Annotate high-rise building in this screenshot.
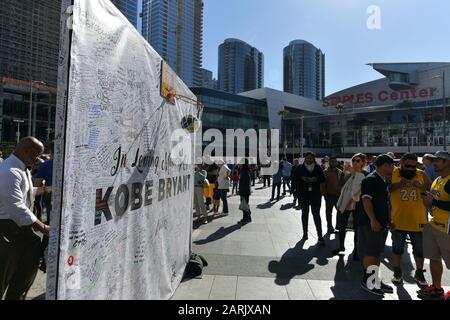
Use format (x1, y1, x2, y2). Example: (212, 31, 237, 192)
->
(200, 68, 218, 90)
(0, 0, 61, 87)
(141, 0, 203, 87)
(218, 39, 264, 94)
(0, 0, 61, 144)
(283, 40, 325, 100)
(111, 0, 139, 27)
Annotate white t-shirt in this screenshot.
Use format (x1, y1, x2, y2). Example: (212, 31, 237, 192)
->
(218, 165, 231, 189)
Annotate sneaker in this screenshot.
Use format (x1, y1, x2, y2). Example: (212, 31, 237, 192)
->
(318, 238, 325, 247)
(392, 267, 403, 285)
(361, 280, 384, 296)
(414, 270, 428, 288)
(417, 285, 445, 300)
(327, 227, 335, 234)
(380, 281, 394, 294)
(332, 247, 345, 255)
(444, 291, 450, 300)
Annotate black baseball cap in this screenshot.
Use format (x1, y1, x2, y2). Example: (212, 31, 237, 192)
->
(375, 154, 394, 167)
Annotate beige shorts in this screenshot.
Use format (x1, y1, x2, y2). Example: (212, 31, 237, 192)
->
(423, 223, 450, 269)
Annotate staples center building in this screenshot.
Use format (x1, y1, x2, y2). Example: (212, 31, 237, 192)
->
(306, 62, 450, 156)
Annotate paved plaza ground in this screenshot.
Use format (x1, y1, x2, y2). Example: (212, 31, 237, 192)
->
(28, 181, 450, 300)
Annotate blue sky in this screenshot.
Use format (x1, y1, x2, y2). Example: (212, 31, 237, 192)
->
(137, 0, 450, 95)
(201, 0, 450, 95)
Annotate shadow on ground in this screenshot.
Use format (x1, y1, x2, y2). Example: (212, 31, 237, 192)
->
(194, 224, 241, 245)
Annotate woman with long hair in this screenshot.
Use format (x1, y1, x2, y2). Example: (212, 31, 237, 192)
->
(333, 153, 369, 261)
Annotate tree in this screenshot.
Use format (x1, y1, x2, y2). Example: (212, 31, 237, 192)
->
(400, 100, 413, 152)
(278, 110, 289, 158)
(335, 103, 346, 155)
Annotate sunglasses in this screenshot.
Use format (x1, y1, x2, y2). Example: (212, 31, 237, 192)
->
(403, 164, 417, 169)
(352, 159, 362, 163)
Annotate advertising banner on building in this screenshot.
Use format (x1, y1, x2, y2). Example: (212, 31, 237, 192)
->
(47, 0, 199, 300)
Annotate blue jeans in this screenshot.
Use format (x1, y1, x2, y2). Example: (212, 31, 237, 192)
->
(219, 189, 229, 213)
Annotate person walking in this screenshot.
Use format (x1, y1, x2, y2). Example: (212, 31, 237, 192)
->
(282, 158, 292, 196)
(194, 164, 208, 224)
(294, 152, 326, 246)
(0, 137, 50, 300)
(271, 162, 283, 201)
(322, 156, 345, 234)
(418, 151, 450, 300)
(217, 160, 231, 216)
(332, 153, 367, 261)
(231, 168, 240, 196)
(389, 153, 431, 288)
(238, 161, 252, 225)
(359, 154, 395, 296)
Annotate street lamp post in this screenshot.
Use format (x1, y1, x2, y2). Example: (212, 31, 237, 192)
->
(28, 81, 33, 136)
(433, 72, 447, 150)
(13, 119, 24, 144)
(300, 116, 304, 160)
(443, 71, 447, 151)
(336, 103, 345, 156)
(28, 80, 46, 137)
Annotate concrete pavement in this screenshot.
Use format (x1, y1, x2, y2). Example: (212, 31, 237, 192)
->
(172, 182, 450, 300)
(27, 181, 450, 300)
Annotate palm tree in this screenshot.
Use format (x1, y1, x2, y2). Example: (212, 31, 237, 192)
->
(335, 103, 345, 155)
(278, 110, 289, 158)
(400, 100, 413, 152)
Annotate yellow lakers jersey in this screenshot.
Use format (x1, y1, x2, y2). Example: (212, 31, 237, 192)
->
(430, 175, 450, 235)
(390, 167, 428, 232)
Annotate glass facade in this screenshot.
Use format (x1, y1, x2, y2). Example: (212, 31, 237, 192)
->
(0, 1, 59, 148)
(142, 0, 203, 87)
(0, 0, 61, 87)
(218, 39, 264, 94)
(0, 79, 57, 148)
(283, 99, 450, 156)
(111, 0, 138, 27)
(284, 40, 325, 101)
(191, 87, 269, 157)
(192, 87, 269, 132)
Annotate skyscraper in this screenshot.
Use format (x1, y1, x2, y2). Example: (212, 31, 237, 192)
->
(0, 0, 61, 87)
(218, 39, 264, 94)
(284, 40, 325, 100)
(141, 0, 204, 87)
(111, 0, 139, 27)
(0, 0, 60, 143)
(200, 68, 218, 90)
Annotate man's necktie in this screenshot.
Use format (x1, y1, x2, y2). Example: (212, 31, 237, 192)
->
(26, 169, 35, 212)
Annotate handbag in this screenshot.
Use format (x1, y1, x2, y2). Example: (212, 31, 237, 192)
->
(239, 198, 250, 211)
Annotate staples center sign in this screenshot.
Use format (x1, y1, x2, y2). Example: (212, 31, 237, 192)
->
(323, 87, 438, 107)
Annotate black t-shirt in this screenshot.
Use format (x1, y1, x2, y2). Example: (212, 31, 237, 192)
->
(207, 164, 219, 183)
(359, 171, 390, 228)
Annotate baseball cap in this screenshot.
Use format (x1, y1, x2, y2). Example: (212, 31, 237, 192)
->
(427, 151, 450, 161)
(375, 154, 394, 167)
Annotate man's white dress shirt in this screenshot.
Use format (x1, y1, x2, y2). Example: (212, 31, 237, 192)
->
(0, 155, 38, 227)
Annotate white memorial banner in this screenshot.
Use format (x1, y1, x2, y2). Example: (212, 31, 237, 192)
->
(47, 0, 199, 300)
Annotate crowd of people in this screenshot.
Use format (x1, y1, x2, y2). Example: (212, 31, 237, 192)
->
(193, 151, 450, 300)
(1, 135, 449, 300)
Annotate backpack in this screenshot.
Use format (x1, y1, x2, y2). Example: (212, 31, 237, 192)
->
(184, 253, 208, 279)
